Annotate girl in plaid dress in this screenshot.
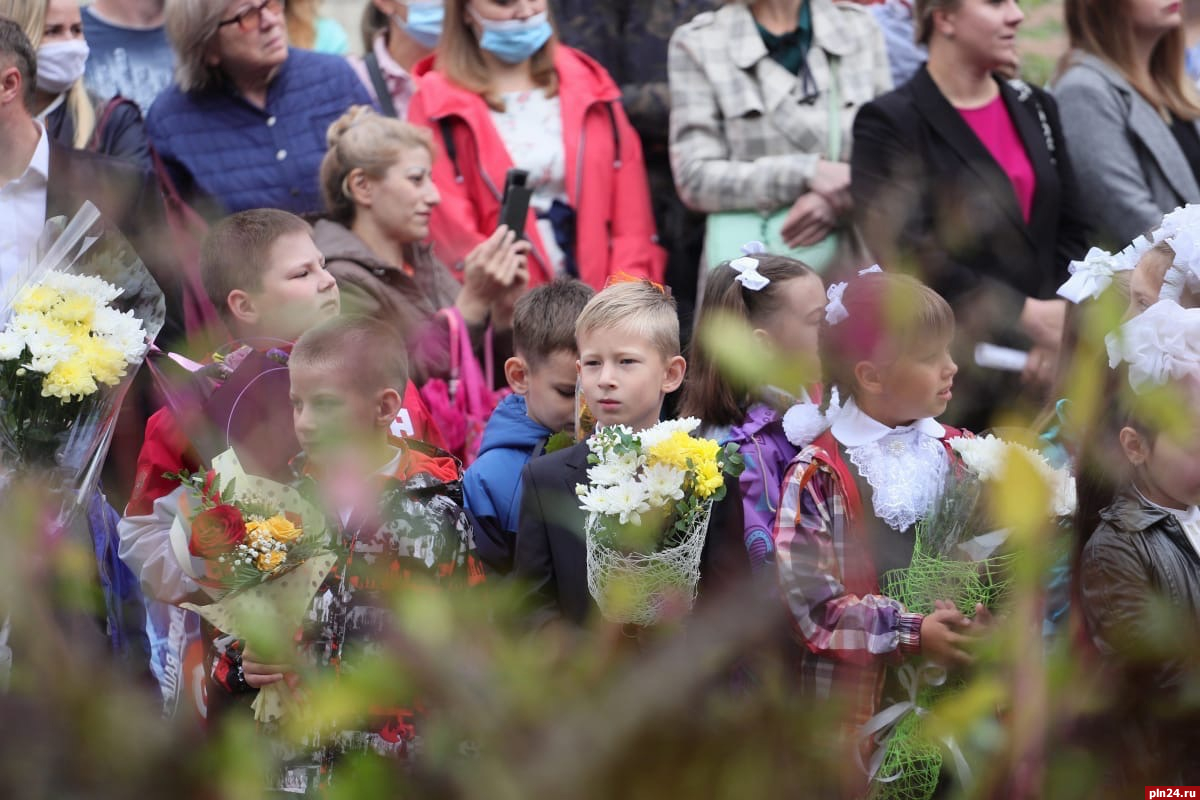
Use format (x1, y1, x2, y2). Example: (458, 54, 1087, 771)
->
(771, 271, 986, 782)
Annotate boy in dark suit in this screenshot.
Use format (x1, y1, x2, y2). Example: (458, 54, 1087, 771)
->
(513, 281, 686, 627)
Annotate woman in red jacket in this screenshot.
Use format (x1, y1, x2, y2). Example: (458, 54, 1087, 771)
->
(406, 0, 666, 291)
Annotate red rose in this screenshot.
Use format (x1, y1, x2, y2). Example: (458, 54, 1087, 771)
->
(189, 504, 247, 559)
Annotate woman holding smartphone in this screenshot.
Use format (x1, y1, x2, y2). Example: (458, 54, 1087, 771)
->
(406, 0, 665, 291)
(315, 106, 529, 388)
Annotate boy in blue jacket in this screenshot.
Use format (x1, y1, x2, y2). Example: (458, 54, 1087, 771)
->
(464, 279, 594, 574)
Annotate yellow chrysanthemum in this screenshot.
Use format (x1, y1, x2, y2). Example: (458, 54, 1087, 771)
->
(262, 515, 302, 543)
(50, 294, 96, 327)
(646, 431, 695, 471)
(76, 337, 126, 386)
(693, 459, 725, 499)
(41, 356, 98, 400)
(256, 550, 286, 572)
(14, 286, 61, 315)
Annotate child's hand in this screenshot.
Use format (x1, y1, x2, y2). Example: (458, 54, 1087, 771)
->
(920, 605, 974, 669)
(242, 647, 291, 689)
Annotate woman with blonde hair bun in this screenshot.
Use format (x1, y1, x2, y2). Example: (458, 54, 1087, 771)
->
(315, 105, 531, 387)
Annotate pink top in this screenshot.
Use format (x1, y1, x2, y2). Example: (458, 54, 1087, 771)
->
(958, 95, 1036, 222)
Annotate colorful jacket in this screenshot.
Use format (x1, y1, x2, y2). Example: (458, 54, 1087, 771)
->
(726, 404, 798, 572)
(772, 427, 967, 728)
(407, 46, 666, 290)
(211, 442, 482, 790)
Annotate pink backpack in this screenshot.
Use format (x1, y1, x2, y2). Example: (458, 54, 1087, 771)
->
(418, 307, 504, 465)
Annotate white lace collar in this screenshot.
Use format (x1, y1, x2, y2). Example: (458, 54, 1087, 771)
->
(832, 398, 949, 532)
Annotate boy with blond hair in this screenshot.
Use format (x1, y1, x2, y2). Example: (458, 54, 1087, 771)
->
(464, 279, 595, 574)
(513, 281, 686, 626)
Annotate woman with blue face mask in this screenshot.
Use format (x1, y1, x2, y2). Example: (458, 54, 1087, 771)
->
(351, 0, 443, 117)
(406, 0, 665, 292)
(0, 0, 150, 168)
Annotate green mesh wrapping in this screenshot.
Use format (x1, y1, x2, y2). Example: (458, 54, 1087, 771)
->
(866, 489, 1015, 800)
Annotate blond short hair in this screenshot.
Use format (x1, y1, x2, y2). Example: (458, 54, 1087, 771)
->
(575, 281, 680, 361)
(320, 106, 436, 225)
(164, 0, 237, 92)
(291, 315, 410, 394)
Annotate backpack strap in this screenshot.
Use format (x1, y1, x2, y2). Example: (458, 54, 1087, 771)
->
(437, 117, 464, 183)
(436, 306, 464, 393)
(800, 430, 864, 525)
(363, 52, 398, 118)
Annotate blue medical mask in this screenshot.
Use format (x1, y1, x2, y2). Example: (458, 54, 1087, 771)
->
(468, 8, 552, 65)
(395, 0, 443, 50)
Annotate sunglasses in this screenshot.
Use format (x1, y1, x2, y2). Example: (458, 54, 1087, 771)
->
(218, 0, 284, 32)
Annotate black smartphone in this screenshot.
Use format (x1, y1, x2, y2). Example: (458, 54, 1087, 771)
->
(497, 168, 532, 240)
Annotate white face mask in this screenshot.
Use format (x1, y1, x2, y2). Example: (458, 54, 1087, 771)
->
(36, 39, 90, 94)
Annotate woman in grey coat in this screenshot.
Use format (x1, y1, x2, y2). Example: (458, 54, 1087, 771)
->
(1055, 0, 1200, 248)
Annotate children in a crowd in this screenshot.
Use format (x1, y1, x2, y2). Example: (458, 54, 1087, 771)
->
(678, 252, 825, 571)
(217, 316, 481, 791)
(1078, 313, 1200, 787)
(514, 280, 686, 626)
(464, 278, 595, 574)
(772, 271, 983, 748)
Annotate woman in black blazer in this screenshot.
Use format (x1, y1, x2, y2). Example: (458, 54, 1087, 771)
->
(850, 0, 1091, 430)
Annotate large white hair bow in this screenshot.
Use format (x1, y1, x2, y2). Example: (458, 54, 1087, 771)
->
(728, 241, 770, 291)
(1058, 238, 1148, 304)
(1105, 299, 1200, 393)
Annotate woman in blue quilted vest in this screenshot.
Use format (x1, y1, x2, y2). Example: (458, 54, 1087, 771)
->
(145, 0, 374, 216)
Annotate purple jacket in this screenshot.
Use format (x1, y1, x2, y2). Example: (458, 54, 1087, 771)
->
(726, 404, 799, 571)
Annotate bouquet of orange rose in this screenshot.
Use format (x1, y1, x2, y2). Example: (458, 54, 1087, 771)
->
(168, 447, 336, 723)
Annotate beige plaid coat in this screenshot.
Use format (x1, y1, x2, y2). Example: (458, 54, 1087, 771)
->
(668, 0, 891, 214)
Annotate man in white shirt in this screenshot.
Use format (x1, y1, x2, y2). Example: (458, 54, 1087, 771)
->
(0, 21, 49, 288)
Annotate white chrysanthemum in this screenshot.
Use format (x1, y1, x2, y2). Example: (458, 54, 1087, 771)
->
(590, 482, 650, 526)
(578, 485, 616, 516)
(45, 271, 122, 304)
(587, 458, 639, 488)
(22, 327, 75, 373)
(0, 329, 26, 360)
(952, 435, 1076, 516)
(637, 417, 702, 449)
(7, 312, 41, 339)
(641, 462, 685, 507)
(94, 307, 148, 362)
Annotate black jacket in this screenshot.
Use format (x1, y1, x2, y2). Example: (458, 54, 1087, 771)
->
(852, 66, 1090, 325)
(1079, 491, 1200, 786)
(513, 440, 750, 628)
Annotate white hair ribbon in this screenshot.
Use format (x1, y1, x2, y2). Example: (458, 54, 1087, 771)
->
(728, 256, 770, 291)
(1105, 299, 1200, 393)
(858, 264, 883, 276)
(741, 240, 767, 256)
(825, 281, 849, 325)
(1058, 246, 1132, 304)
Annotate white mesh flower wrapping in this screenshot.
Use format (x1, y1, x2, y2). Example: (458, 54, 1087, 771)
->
(585, 501, 712, 626)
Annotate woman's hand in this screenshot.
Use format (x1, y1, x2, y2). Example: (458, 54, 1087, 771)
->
(809, 159, 852, 214)
(1018, 298, 1066, 388)
(457, 226, 531, 326)
(781, 192, 836, 248)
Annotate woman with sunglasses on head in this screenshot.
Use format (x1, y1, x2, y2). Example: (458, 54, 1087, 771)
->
(667, 0, 891, 275)
(1, 0, 150, 167)
(850, 0, 1091, 432)
(405, 0, 664, 292)
(145, 0, 373, 216)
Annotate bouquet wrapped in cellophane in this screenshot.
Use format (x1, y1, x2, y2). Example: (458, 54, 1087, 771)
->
(168, 447, 336, 723)
(865, 435, 1076, 800)
(576, 418, 742, 626)
(0, 202, 164, 520)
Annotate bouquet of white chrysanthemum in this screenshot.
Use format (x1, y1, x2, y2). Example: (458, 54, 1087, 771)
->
(867, 434, 1076, 800)
(576, 418, 742, 625)
(0, 202, 164, 516)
